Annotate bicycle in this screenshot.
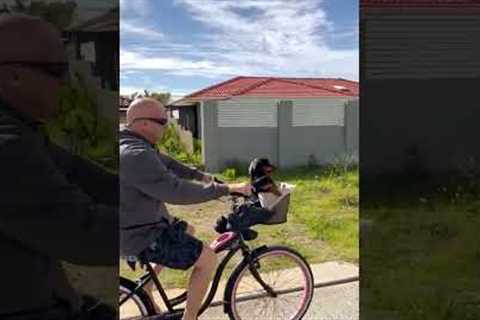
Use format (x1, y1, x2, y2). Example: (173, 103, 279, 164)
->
(119, 191, 314, 320)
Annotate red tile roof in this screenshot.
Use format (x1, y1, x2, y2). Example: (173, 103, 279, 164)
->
(361, 0, 480, 7)
(173, 77, 358, 105)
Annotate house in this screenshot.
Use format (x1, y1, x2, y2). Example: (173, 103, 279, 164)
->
(360, 0, 480, 177)
(65, 7, 119, 91)
(62, 7, 119, 124)
(169, 76, 359, 172)
(119, 95, 132, 125)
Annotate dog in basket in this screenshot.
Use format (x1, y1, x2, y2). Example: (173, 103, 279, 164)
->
(214, 158, 280, 239)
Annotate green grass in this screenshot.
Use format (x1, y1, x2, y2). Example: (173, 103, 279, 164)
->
(362, 196, 480, 320)
(276, 166, 359, 262)
(120, 165, 359, 289)
(216, 164, 359, 263)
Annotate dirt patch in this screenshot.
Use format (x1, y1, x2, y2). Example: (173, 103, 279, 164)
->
(167, 197, 331, 263)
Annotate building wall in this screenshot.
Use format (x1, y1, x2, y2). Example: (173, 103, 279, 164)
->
(201, 99, 278, 172)
(195, 104, 202, 139)
(277, 100, 349, 168)
(345, 99, 359, 160)
(361, 11, 480, 79)
(361, 9, 480, 177)
(361, 79, 479, 176)
(202, 97, 359, 172)
(174, 104, 201, 139)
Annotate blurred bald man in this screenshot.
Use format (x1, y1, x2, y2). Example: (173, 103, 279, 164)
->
(120, 98, 250, 320)
(0, 14, 117, 319)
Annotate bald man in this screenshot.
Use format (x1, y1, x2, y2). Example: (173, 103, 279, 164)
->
(0, 15, 117, 319)
(120, 98, 250, 320)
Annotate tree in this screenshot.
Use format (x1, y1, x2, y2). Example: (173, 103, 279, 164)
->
(150, 92, 171, 105)
(129, 90, 171, 105)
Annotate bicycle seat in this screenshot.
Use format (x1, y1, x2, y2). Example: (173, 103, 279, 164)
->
(210, 231, 239, 253)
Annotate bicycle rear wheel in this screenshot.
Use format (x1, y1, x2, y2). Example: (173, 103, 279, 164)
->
(224, 246, 314, 320)
(119, 277, 156, 319)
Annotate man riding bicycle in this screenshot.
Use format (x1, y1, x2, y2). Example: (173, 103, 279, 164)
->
(119, 98, 250, 320)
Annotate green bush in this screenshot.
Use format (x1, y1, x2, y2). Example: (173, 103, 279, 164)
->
(45, 84, 117, 171)
(222, 159, 249, 176)
(222, 168, 237, 181)
(158, 123, 202, 167)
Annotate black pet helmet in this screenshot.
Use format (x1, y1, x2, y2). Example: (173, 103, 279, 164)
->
(248, 158, 275, 181)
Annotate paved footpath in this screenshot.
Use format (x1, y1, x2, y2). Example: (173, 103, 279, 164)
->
(199, 261, 359, 320)
(121, 261, 359, 320)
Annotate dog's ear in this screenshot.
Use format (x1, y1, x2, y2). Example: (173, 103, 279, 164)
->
(248, 158, 262, 180)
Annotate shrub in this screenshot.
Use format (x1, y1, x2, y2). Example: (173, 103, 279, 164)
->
(45, 84, 117, 170)
(223, 159, 249, 176)
(222, 168, 237, 181)
(158, 123, 203, 167)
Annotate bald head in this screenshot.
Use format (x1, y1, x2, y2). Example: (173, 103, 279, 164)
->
(126, 98, 167, 125)
(0, 14, 65, 63)
(0, 14, 67, 121)
(126, 98, 169, 144)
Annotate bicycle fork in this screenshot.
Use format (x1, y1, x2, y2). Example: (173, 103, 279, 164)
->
(246, 257, 278, 298)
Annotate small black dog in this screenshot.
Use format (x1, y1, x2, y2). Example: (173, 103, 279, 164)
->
(248, 158, 281, 196)
(214, 158, 278, 239)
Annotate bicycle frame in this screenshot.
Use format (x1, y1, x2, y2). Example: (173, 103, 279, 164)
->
(120, 235, 261, 317)
(120, 194, 281, 319)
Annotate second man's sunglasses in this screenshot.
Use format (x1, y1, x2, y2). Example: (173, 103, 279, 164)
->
(0, 61, 70, 80)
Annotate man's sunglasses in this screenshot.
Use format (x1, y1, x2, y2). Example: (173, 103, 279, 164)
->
(134, 117, 168, 126)
(0, 61, 69, 80)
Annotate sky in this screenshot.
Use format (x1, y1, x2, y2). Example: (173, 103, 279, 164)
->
(120, 0, 358, 97)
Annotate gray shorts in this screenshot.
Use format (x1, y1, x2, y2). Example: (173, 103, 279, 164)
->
(139, 218, 203, 270)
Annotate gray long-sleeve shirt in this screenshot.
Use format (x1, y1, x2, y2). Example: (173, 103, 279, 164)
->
(119, 128, 229, 256)
(0, 103, 118, 315)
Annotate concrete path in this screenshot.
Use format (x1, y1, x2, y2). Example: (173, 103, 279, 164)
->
(120, 261, 359, 320)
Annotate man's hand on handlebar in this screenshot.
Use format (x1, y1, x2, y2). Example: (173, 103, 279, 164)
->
(227, 183, 252, 196)
(207, 174, 251, 196)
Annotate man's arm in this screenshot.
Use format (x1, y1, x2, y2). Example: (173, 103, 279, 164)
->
(0, 135, 117, 266)
(48, 142, 118, 205)
(122, 149, 228, 204)
(156, 151, 208, 182)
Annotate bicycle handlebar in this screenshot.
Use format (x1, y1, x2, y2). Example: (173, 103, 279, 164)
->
(213, 176, 250, 198)
(213, 177, 225, 184)
(229, 191, 249, 198)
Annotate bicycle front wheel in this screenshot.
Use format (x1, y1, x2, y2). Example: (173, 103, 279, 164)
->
(119, 277, 156, 319)
(224, 246, 314, 320)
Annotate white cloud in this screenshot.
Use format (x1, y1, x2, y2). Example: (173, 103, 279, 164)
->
(120, 86, 145, 95)
(121, 20, 165, 39)
(120, 0, 150, 19)
(121, 0, 358, 80)
(120, 85, 170, 95)
(121, 49, 246, 78)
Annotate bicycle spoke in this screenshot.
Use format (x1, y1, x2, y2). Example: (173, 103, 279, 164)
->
(281, 269, 305, 288)
(279, 295, 299, 317)
(276, 298, 292, 319)
(230, 248, 313, 320)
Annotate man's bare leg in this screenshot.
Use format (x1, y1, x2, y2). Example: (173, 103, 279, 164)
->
(145, 224, 196, 312)
(182, 245, 217, 320)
